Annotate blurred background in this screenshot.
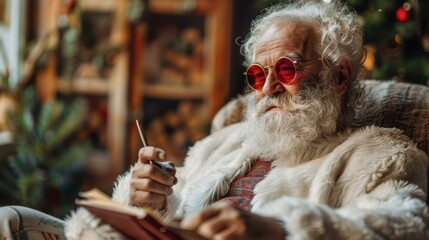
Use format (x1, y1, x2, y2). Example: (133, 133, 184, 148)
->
(0, 0, 428, 218)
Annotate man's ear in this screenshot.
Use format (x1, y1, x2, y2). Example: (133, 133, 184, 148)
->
(337, 60, 352, 95)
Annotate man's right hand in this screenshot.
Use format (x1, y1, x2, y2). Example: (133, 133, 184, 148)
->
(130, 146, 177, 210)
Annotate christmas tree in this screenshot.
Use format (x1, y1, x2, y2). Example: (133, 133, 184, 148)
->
(254, 0, 429, 86)
(348, 0, 429, 85)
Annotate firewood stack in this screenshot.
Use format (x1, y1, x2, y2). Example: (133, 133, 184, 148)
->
(145, 27, 203, 86)
(145, 101, 208, 165)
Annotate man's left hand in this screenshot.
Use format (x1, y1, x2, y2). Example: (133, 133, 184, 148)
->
(180, 203, 286, 240)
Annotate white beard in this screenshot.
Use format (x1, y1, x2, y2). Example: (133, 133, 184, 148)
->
(243, 77, 341, 165)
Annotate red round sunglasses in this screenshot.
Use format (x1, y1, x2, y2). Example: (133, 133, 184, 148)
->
(244, 57, 320, 90)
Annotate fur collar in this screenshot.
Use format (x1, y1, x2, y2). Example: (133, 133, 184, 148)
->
(173, 124, 427, 216)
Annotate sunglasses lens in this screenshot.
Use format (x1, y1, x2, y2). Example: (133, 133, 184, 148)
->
(275, 58, 296, 84)
(246, 64, 266, 90)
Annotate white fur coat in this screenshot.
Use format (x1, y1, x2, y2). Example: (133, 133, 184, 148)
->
(65, 123, 429, 239)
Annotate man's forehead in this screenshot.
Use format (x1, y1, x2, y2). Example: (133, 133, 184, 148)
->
(255, 21, 320, 59)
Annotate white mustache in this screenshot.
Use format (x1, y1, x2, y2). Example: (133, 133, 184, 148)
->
(252, 94, 304, 118)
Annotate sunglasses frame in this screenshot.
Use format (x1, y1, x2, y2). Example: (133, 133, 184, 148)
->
(244, 56, 320, 91)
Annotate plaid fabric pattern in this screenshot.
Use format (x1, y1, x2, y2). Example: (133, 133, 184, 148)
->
(217, 159, 271, 210)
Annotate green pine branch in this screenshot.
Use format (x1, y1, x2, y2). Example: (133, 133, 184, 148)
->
(0, 86, 89, 216)
(46, 98, 88, 151)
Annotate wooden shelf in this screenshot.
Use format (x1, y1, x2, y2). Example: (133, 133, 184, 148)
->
(79, 0, 118, 11)
(148, 0, 212, 14)
(142, 84, 206, 99)
(57, 78, 109, 95)
(126, 0, 232, 166)
(35, 0, 132, 184)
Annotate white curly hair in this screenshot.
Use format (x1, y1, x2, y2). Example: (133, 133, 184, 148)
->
(240, 0, 365, 128)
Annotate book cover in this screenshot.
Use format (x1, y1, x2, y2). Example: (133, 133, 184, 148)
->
(76, 189, 207, 240)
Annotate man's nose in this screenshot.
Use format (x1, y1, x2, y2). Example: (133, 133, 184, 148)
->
(261, 70, 285, 96)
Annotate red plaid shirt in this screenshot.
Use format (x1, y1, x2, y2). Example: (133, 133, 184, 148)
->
(217, 159, 272, 210)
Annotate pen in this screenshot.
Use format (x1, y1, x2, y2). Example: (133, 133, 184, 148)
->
(135, 120, 176, 185)
(135, 120, 154, 165)
(136, 119, 149, 147)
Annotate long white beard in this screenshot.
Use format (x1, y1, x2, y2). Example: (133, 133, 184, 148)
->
(243, 78, 341, 164)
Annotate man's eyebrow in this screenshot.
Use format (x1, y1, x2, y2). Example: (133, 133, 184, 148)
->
(282, 37, 308, 61)
(284, 52, 304, 60)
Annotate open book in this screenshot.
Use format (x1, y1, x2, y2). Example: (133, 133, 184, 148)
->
(76, 189, 207, 240)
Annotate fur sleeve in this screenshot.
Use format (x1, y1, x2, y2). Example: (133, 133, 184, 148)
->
(111, 163, 183, 220)
(111, 165, 135, 206)
(256, 180, 429, 240)
(252, 127, 429, 240)
(64, 208, 127, 240)
(63, 168, 137, 239)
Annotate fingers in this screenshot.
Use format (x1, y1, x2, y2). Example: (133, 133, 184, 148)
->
(181, 203, 246, 239)
(130, 161, 176, 208)
(135, 146, 177, 185)
(131, 177, 173, 195)
(132, 162, 177, 186)
(129, 189, 166, 209)
(138, 146, 167, 164)
(158, 161, 176, 175)
(181, 204, 286, 240)
(150, 161, 176, 178)
(130, 146, 177, 210)
(198, 217, 231, 239)
(181, 205, 223, 230)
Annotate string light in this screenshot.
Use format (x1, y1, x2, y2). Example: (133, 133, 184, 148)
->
(402, 2, 411, 11)
(396, 6, 409, 22)
(394, 34, 403, 44)
(363, 45, 375, 71)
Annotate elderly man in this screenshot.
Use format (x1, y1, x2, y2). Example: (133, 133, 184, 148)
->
(1, 1, 428, 239)
(65, 1, 429, 239)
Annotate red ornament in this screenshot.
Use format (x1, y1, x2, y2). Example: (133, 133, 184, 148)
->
(396, 7, 408, 22)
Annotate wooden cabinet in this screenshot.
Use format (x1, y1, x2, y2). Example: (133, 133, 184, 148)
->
(127, 0, 232, 165)
(33, 0, 232, 182)
(35, 0, 130, 182)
